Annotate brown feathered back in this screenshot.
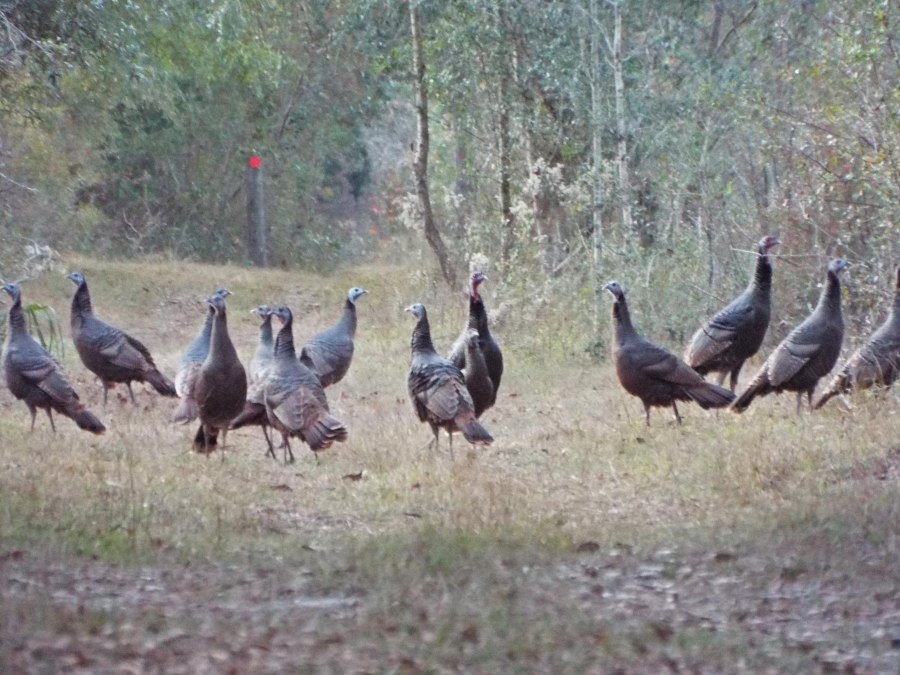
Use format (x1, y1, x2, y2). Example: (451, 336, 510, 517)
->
(605, 281, 735, 426)
(684, 235, 779, 391)
(815, 264, 900, 408)
(407, 303, 493, 450)
(67, 272, 176, 405)
(3, 283, 105, 434)
(299, 287, 367, 387)
(733, 259, 848, 414)
(265, 306, 348, 463)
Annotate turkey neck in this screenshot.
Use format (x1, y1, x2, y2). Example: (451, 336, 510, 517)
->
(259, 316, 273, 347)
(468, 295, 490, 337)
(198, 307, 216, 344)
(274, 317, 296, 359)
(338, 298, 358, 337)
(750, 250, 773, 296)
(70, 281, 93, 328)
(4, 290, 26, 337)
(209, 307, 239, 363)
(411, 315, 436, 355)
(611, 295, 638, 343)
(815, 269, 844, 318)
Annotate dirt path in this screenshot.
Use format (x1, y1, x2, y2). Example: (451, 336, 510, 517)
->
(4, 540, 899, 673)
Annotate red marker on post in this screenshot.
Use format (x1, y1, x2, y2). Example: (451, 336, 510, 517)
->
(248, 155, 261, 169)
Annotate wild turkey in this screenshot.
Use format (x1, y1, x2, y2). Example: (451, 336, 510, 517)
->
(605, 281, 735, 425)
(448, 271, 503, 408)
(230, 305, 277, 458)
(733, 258, 849, 414)
(461, 327, 494, 418)
(2, 282, 105, 434)
(684, 235, 780, 391)
(172, 288, 231, 424)
(815, 264, 900, 409)
(406, 303, 493, 454)
(299, 287, 367, 387)
(67, 272, 176, 405)
(265, 306, 348, 463)
(191, 293, 247, 454)
(248, 305, 275, 382)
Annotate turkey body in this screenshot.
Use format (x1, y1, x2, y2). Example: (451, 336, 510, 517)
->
(461, 328, 494, 418)
(172, 288, 231, 424)
(815, 265, 900, 408)
(605, 281, 735, 425)
(733, 258, 849, 414)
(266, 306, 348, 463)
(447, 272, 503, 414)
(685, 236, 779, 391)
(2, 282, 105, 434)
(67, 272, 176, 404)
(230, 306, 277, 457)
(300, 287, 367, 387)
(407, 303, 493, 451)
(192, 293, 247, 453)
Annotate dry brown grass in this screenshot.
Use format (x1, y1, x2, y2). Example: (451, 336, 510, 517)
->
(2, 255, 899, 672)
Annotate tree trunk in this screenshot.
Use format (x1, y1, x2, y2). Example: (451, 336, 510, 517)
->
(410, 2, 457, 290)
(611, 1, 634, 243)
(497, 4, 515, 268)
(245, 156, 268, 267)
(589, 0, 604, 343)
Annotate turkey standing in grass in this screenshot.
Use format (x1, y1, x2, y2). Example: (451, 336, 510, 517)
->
(299, 287, 367, 388)
(172, 288, 231, 424)
(684, 235, 780, 392)
(191, 293, 247, 454)
(67, 271, 176, 404)
(230, 305, 277, 458)
(815, 265, 900, 409)
(733, 258, 849, 414)
(406, 303, 493, 454)
(448, 271, 503, 410)
(2, 282, 105, 434)
(605, 281, 735, 426)
(265, 306, 348, 464)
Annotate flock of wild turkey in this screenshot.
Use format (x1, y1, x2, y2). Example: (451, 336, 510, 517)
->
(2, 237, 899, 461)
(608, 237, 899, 424)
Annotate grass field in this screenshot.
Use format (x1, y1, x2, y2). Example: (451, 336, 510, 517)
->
(2, 255, 899, 672)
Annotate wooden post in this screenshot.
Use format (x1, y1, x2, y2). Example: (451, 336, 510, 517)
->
(246, 155, 268, 267)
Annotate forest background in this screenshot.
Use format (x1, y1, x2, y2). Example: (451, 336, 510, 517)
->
(0, 0, 897, 350)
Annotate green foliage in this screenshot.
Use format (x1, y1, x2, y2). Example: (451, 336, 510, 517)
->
(2, 0, 898, 336)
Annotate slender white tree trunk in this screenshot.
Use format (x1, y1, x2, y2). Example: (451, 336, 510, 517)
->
(612, 1, 632, 239)
(589, 0, 604, 341)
